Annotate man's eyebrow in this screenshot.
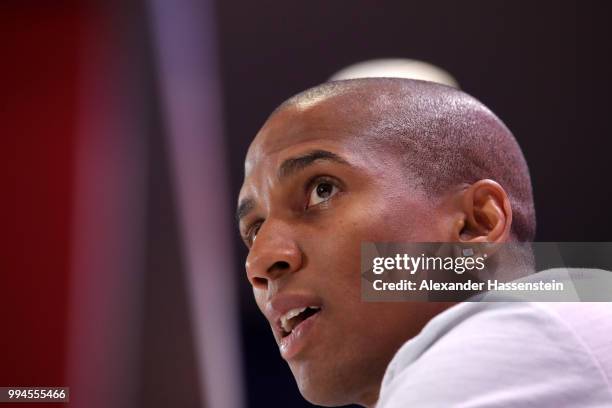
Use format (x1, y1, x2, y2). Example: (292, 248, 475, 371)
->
(277, 149, 350, 180)
(236, 150, 350, 225)
(236, 197, 255, 225)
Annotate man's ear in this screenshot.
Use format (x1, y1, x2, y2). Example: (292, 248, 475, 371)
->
(454, 179, 512, 243)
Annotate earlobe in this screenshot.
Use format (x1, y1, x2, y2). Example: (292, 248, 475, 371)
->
(455, 179, 512, 244)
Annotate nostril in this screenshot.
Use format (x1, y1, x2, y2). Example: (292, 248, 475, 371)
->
(269, 260, 290, 273)
(253, 277, 268, 288)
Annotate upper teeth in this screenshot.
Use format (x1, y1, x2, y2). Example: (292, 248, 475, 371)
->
(280, 306, 319, 333)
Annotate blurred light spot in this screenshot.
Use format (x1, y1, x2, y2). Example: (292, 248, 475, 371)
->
(330, 58, 459, 88)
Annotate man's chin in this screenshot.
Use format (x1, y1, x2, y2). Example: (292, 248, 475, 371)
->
(296, 382, 346, 407)
(291, 363, 355, 407)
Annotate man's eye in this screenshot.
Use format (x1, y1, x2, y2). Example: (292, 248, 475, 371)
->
(307, 181, 339, 207)
(247, 222, 262, 246)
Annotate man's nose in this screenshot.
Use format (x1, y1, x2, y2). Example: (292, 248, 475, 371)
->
(245, 222, 302, 290)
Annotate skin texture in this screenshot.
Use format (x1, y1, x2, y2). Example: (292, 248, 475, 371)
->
(237, 79, 524, 407)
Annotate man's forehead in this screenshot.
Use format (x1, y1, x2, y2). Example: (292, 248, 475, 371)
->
(245, 101, 368, 176)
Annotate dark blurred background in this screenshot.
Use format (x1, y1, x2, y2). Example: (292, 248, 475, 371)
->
(2, 1, 610, 407)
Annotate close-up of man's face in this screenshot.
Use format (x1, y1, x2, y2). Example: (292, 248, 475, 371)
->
(8, 4, 612, 408)
(237, 81, 476, 406)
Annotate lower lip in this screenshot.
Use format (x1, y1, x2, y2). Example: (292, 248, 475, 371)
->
(279, 311, 321, 359)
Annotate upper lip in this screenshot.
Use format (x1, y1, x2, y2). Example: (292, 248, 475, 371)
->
(265, 293, 323, 338)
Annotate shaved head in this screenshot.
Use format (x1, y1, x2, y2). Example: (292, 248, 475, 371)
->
(240, 78, 536, 406)
(276, 78, 535, 242)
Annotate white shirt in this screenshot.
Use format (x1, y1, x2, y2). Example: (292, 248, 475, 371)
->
(377, 269, 612, 407)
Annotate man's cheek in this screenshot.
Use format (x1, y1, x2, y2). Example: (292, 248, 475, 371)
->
(317, 239, 362, 288)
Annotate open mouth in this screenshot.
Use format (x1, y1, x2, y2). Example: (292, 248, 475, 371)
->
(279, 306, 321, 338)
